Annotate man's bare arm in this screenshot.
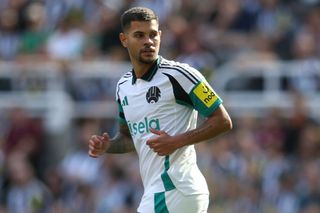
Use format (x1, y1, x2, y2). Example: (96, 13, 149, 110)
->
(180, 105, 232, 145)
(106, 124, 135, 153)
(88, 123, 134, 157)
(146, 105, 232, 156)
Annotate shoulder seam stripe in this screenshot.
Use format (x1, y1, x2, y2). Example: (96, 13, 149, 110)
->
(118, 79, 129, 86)
(159, 66, 198, 85)
(116, 79, 129, 98)
(160, 62, 200, 82)
(123, 71, 132, 76)
(162, 72, 194, 107)
(159, 64, 199, 84)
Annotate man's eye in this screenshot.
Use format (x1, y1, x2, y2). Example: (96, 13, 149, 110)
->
(150, 33, 158, 39)
(134, 34, 144, 38)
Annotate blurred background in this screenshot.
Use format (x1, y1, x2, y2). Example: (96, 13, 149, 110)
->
(0, 0, 319, 212)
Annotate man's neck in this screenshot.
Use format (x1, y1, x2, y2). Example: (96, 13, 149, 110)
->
(132, 59, 157, 78)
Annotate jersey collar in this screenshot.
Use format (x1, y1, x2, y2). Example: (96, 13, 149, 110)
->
(132, 57, 161, 84)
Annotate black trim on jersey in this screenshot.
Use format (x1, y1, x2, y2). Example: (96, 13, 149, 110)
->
(159, 65, 198, 85)
(123, 73, 132, 78)
(119, 111, 125, 120)
(159, 63, 200, 84)
(116, 79, 129, 99)
(118, 79, 129, 86)
(132, 57, 160, 84)
(117, 99, 126, 120)
(163, 73, 194, 107)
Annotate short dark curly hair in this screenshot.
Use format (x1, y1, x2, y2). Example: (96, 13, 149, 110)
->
(120, 7, 159, 32)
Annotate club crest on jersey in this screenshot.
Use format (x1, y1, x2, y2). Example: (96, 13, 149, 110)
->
(146, 86, 161, 103)
(193, 82, 218, 108)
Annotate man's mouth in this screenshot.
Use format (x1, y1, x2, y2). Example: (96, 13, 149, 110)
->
(141, 49, 155, 54)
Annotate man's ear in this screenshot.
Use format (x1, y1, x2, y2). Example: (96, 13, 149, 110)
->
(119, 33, 127, 48)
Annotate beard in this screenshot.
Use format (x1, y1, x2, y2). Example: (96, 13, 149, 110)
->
(138, 48, 158, 64)
(138, 55, 156, 64)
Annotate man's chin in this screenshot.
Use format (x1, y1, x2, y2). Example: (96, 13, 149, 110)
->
(139, 55, 157, 64)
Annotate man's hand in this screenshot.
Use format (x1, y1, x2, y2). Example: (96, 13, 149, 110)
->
(88, 133, 110, 158)
(146, 128, 180, 156)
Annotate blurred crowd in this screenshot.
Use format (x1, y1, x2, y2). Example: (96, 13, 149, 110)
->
(0, 0, 320, 213)
(0, 0, 319, 65)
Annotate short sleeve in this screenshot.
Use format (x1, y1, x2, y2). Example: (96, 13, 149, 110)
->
(117, 99, 127, 124)
(189, 80, 222, 117)
(115, 79, 128, 124)
(161, 61, 222, 117)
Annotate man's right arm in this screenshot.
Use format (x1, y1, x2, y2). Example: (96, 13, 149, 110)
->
(88, 123, 134, 157)
(106, 123, 135, 153)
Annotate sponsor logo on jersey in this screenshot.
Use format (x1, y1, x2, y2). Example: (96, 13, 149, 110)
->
(127, 117, 160, 135)
(121, 96, 129, 106)
(146, 86, 161, 103)
(193, 82, 217, 107)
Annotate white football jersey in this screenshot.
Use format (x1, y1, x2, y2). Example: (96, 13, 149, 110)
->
(116, 56, 222, 196)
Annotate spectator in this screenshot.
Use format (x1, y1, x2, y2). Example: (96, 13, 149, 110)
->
(59, 119, 103, 185)
(3, 107, 44, 175)
(6, 0, 30, 33)
(46, 9, 86, 61)
(275, 171, 299, 213)
(5, 151, 52, 213)
(291, 30, 318, 60)
(19, 2, 50, 59)
(94, 157, 134, 213)
(297, 161, 320, 211)
(95, 7, 125, 59)
(0, 8, 20, 60)
(255, 0, 296, 45)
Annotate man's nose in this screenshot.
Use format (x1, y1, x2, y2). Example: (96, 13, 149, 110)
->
(144, 36, 154, 45)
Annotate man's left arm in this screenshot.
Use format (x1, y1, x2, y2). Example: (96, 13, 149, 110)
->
(146, 104, 232, 156)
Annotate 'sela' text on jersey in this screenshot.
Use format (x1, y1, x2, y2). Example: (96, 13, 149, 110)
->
(127, 117, 160, 135)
